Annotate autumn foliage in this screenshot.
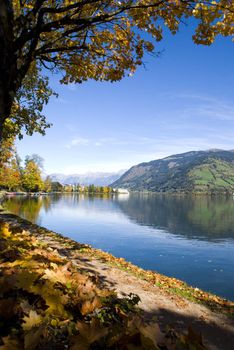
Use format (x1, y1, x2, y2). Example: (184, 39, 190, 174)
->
(0, 148, 50, 192)
(0, 1, 233, 140)
(0, 214, 212, 349)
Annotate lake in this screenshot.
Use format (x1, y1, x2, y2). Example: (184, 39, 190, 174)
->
(3, 193, 234, 300)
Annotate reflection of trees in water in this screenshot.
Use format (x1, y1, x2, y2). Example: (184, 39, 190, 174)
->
(3, 196, 52, 224)
(47, 194, 114, 211)
(186, 196, 234, 236)
(4, 194, 234, 241)
(116, 194, 234, 240)
(3, 193, 116, 223)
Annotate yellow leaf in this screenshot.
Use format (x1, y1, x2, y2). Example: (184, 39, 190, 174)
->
(22, 310, 42, 331)
(0, 224, 11, 238)
(16, 271, 39, 290)
(81, 296, 102, 315)
(42, 263, 72, 285)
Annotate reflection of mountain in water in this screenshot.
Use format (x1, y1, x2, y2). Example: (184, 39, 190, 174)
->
(115, 194, 234, 241)
(3, 193, 234, 242)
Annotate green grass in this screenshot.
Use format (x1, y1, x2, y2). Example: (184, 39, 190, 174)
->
(189, 158, 234, 192)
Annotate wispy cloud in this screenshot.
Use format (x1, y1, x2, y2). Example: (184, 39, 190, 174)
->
(65, 131, 234, 152)
(183, 103, 234, 121)
(65, 136, 129, 149)
(166, 93, 234, 121)
(65, 137, 90, 149)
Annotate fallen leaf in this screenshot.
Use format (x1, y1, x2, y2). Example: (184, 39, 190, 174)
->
(42, 264, 72, 285)
(81, 296, 102, 315)
(16, 271, 39, 290)
(22, 310, 42, 331)
(71, 319, 108, 348)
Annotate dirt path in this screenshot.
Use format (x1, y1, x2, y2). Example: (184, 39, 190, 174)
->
(44, 236, 234, 350)
(1, 211, 234, 350)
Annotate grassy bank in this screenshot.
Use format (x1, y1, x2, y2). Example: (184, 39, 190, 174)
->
(81, 247, 234, 315)
(0, 208, 233, 349)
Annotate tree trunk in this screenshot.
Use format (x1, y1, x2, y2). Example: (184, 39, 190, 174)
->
(0, 83, 12, 144)
(0, 93, 6, 145)
(0, 0, 16, 144)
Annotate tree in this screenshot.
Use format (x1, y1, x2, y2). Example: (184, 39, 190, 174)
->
(51, 181, 63, 192)
(0, 135, 15, 167)
(0, 148, 22, 191)
(25, 153, 44, 170)
(22, 158, 44, 192)
(88, 184, 95, 194)
(0, 1, 233, 142)
(43, 175, 52, 192)
(103, 186, 111, 194)
(0, 134, 18, 189)
(15, 151, 23, 178)
(6, 158, 22, 191)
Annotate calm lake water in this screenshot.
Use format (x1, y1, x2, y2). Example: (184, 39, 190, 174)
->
(3, 193, 234, 300)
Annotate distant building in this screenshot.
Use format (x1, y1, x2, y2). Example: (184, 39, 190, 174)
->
(113, 188, 129, 194)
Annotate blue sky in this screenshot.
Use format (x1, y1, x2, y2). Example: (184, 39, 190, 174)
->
(16, 24, 234, 175)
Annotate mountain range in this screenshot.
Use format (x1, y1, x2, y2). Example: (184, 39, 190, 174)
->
(49, 170, 125, 186)
(111, 149, 234, 194)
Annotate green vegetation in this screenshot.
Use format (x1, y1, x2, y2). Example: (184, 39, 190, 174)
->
(0, 149, 51, 193)
(112, 150, 234, 194)
(62, 184, 113, 195)
(189, 159, 234, 193)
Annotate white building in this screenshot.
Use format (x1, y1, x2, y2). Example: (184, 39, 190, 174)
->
(113, 188, 129, 194)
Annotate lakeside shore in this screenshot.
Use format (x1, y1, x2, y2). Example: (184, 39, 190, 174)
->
(0, 208, 234, 349)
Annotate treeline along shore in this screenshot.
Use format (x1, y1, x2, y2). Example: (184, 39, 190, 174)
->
(0, 150, 115, 194)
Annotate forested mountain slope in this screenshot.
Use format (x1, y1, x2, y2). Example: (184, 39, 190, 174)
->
(111, 150, 234, 193)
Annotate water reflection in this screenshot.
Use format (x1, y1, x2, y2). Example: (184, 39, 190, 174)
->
(2, 193, 234, 299)
(116, 194, 234, 241)
(3, 195, 52, 225)
(3, 194, 234, 242)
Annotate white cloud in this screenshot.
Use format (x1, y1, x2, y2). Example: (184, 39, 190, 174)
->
(65, 137, 90, 149)
(65, 136, 129, 149)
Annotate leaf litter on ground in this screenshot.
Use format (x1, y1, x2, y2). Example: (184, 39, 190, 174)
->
(0, 216, 213, 349)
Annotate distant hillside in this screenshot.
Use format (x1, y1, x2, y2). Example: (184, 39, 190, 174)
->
(111, 150, 234, 194)
(50, 171, 124, 186)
